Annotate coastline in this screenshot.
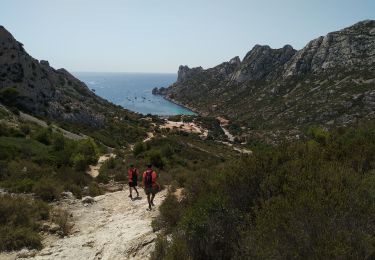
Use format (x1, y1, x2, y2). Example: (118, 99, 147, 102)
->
(162, 95, 202, 116)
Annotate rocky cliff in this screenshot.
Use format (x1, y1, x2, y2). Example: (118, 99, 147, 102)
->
(154, 20, 375, 142)
(0, 26, 139, 128)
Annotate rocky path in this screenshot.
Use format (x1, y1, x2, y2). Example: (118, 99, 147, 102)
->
(22, 189, 167, 260)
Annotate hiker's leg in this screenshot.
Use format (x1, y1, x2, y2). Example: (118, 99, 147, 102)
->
(150, 192, 155, 206)
(134, 186, 139, 196)
(147, 194, 151, 209)
(129, 185, 133, 197)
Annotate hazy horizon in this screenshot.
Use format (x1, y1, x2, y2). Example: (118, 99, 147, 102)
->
(1, 0, 374, 73)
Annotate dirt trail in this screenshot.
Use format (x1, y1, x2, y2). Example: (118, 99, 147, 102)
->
(29, 189, 166, 260)
(87, 154, 116, 178)
(143, 132, 154, 143)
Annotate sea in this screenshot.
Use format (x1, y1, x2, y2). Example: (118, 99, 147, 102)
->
(73, 72, 195, 116)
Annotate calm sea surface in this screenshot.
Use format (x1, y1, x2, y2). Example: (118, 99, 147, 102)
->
(73, 72, 195, 116)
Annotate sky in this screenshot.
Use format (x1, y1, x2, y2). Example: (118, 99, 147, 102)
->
(1, 0, 374, 73)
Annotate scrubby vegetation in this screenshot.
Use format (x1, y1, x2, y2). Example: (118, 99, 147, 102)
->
(152, 122, 375, 259)
(0, 122, 101, 201)
(123, 133, 238, 188)
(56, 112, 149, 148)
(0, 113, 107, 251)
(0, 195, 49, 251)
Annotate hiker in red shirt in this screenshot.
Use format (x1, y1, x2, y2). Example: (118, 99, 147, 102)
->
(142, 164, 158, 210)
(128, 164, 139, 199)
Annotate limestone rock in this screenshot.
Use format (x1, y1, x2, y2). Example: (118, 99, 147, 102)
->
(283, 20, 375, 77)
(81, 196, 95, 204)
(17, 248, 37, 258)
(232, 44, 296, 82)
(61, 191, 75, 200)
(176, 65, 203, 83)
(41, 222, 60, 233)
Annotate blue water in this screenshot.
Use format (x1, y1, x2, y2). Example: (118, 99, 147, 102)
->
(73, 72, 196, 116)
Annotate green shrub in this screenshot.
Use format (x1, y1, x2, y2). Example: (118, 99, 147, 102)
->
(88, 182, 103, 197)
(52, 209, 71, 236)
(155, 123, 375, 259)
(157, 194, 181, 231)
(33, 128, 52, 145)
(0, 227, 42, 251)
(76, 138, 99, 165)
(72, 153, 87, 171)
(97, 166, 110, 184)
(33, 179, 62, 201)
(2, 178, 35, 193)
(133, 142, 144, 156)
(307, 125, 330, 144)
(105, 157, 116, 169)
(161, 144, 174, 158)
(64, 183, 82, 199)
(150, 236, 169, 260)
(0, 195, 49, 251)
(0, 122, 9, 136)
(146, 150, 164, 169)
(53, 133, 65, 151)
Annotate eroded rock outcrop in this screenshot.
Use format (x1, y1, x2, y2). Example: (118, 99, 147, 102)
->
(283, 20, 375, 77)
(0, 25, 135, 127)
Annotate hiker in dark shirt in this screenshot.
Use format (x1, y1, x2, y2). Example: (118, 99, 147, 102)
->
(127, 164, 139, 199)
(142, 164, 158, 210)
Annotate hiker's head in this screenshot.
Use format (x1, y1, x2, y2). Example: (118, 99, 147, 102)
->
(147, 164, 152, 169)
(130, 164, 134, 168)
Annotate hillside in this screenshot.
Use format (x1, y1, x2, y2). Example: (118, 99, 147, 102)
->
(154, 20, 375, 143)
(0, 26, 148, 146)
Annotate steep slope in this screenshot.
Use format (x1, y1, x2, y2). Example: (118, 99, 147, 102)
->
(155, 20, 375, 142)
(0, 26, 147, 145)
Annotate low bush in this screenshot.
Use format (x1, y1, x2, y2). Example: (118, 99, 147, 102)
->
(146, 150, 164, 169)
(0, 195, 49, 251)
(33, 179, 62, 202)
(155, 122, 375, 259)
(133, 142, 144, 156)
(97, 167, 110, 184)
(88, 182, 103, 197)
(72, 153, 87, 171)
(0, 226, 42, 251)
(52, 209, 71, 236)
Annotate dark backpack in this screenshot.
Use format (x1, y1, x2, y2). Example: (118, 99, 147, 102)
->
(145, 170, 153, 187)
(132, 169, 138, 183)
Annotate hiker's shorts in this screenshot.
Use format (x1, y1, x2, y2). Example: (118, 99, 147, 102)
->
(129, 182, 137, 187)
(144, 186, 157, 195)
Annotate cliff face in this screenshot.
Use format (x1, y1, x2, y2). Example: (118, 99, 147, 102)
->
(283, 20, 375, 77)
(154, 20, 375, 141)
(0, 26, 135, 127)
(232, 44, 296, 82)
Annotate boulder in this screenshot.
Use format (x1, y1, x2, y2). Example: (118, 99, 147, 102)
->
(61, 191, 75, 199)
(82, 196, 95, 204)
(17, 248, 37, 258)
